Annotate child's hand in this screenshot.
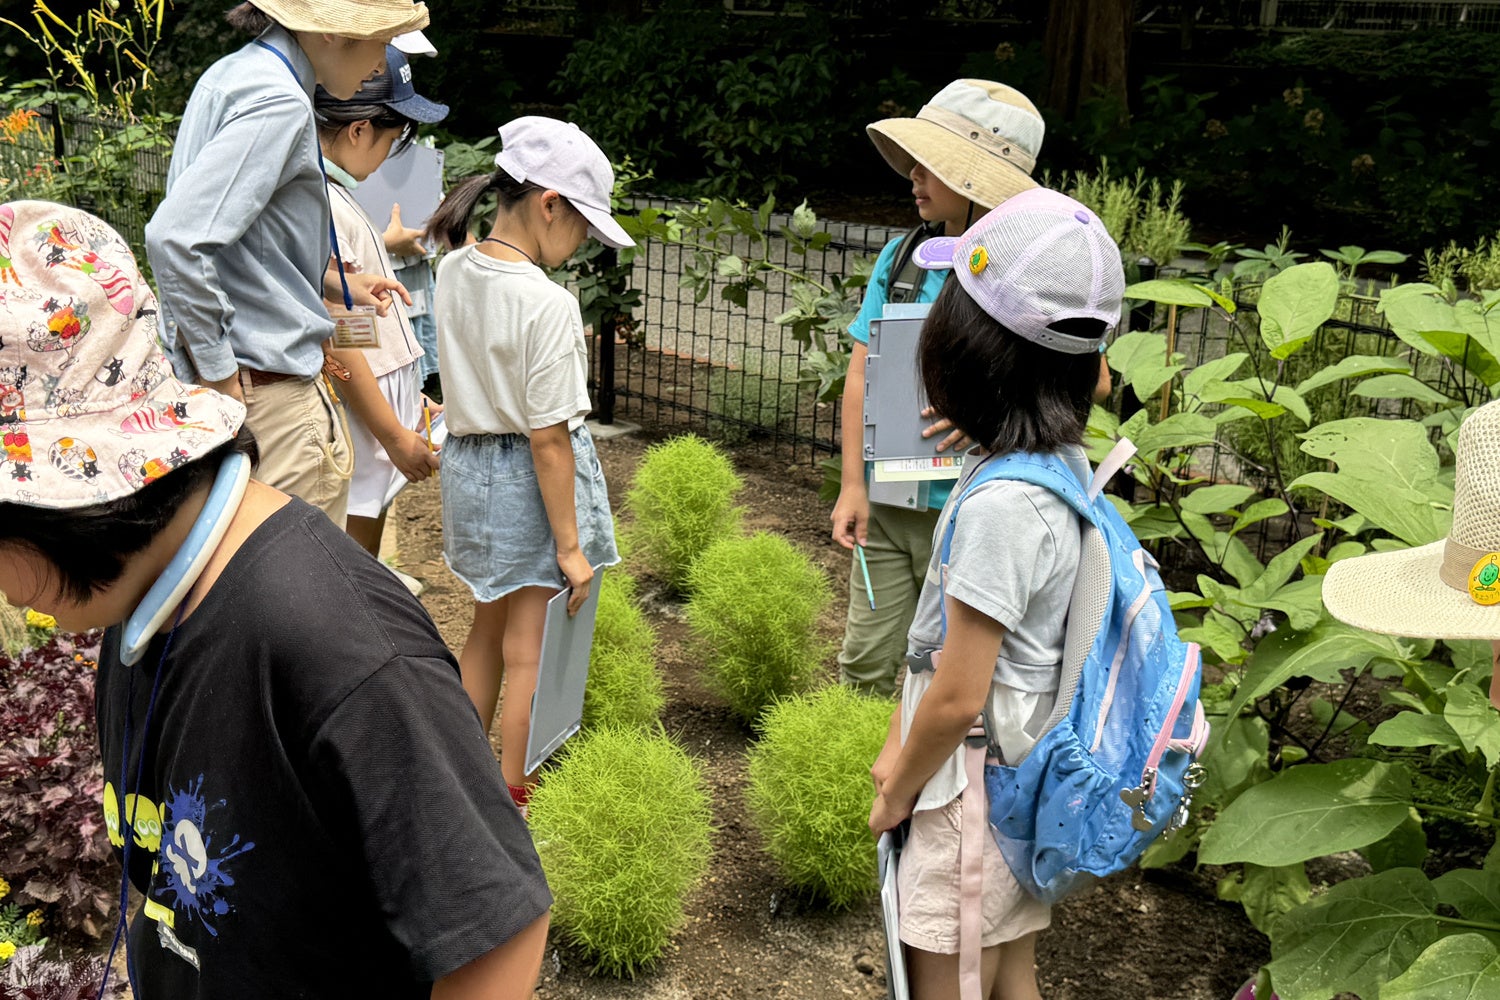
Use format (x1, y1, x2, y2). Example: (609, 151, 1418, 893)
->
(388, 428, 440, 483)
(382, 203, 428, 258)
(830, 482, 869, 549)
(345, 272, 413, 317)
(868, 789, 915, 836)
(920, 406, 972, 453)
(870, 750, 896, 795)
(558, 548, 594, 617)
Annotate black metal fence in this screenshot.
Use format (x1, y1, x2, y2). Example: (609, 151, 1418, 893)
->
(591, 197, 904, 463)
(0, 104, 173, 256)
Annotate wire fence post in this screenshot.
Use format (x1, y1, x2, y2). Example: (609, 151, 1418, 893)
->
(597, 246, 618, 425)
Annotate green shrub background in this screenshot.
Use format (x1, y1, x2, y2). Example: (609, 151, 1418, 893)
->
(624, 434, 744, 591)
(685, 531, 833, 723)
(529, 726, 713, 978)
(584, 572, 665, 731)
(748, 685, 893, 909)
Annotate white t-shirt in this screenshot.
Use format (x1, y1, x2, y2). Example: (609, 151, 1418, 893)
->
(901, 445, 1088, 812)
(434, 246, 591, 437)
(328, 182, 422, 379)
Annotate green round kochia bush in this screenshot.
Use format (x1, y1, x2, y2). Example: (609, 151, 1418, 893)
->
(624, 434, 743, 591)
(747, 685, 894, 909)
(584, 572, 664, 730)
(528, 726, 713, 977)
(685, 531, 833, 724)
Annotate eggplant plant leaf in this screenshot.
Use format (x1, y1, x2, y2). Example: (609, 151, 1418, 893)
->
(1228, 620, 1418, 717)
(1199, 759, 1412, 867)
(1258, 262, 1339, 360)
(1218, 862, 1312, 937)
(1443, 684, 1500, 768)
(1381, 933, 1500, 1000)
(1295, 354, 1412, 396)
(1266, 868, 1438, 1000)
(1369, 712, 1462, 751)
(1433, 868, 1500, 925)
(1293, 417, 1453, 547)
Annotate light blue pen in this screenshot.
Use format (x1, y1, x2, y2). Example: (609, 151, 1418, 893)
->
(855, 544, 876, 610)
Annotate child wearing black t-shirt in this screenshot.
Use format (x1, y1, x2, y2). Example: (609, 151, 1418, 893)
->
(0, 199, 551, 998)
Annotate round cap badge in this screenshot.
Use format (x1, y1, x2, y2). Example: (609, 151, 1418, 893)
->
(968, 246, 988, 275)
(1468, 553, 1500, 606)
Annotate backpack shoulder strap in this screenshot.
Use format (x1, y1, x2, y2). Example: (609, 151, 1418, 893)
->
(936, 451, 1098, 639)
(886, 222, 940, 305)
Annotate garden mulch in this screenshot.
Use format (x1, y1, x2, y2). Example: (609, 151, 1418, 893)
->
(388, 428, 1271, 1000)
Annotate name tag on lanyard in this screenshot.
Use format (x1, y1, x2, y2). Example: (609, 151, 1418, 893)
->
(329, 304, 380, 349)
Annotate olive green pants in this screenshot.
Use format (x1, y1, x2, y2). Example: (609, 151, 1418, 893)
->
(838, 501, 941, 698)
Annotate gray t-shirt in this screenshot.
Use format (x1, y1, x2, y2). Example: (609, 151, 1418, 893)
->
(900, 445, 1087, 809)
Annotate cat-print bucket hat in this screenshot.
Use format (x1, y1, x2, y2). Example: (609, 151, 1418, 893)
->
(866, 79, 1044, 210)
(0, 201, 244, 509)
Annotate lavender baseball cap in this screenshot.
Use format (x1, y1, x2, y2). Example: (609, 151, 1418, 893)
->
(912, 188, 1125, 355)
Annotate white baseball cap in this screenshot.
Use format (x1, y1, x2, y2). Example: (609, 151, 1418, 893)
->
(913, 188, 1124, 355)
(495, 116, 635, 250)
(392, 30, 436, 56)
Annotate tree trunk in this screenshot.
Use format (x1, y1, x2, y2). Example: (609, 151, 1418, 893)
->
(1043, 0, 1132, 119)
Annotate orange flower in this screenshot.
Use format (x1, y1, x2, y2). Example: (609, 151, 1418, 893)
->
(0, 109, 40, 144)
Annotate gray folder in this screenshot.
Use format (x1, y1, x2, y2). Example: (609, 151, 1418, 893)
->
(524, 568, 604, 775)
(865, 302, 942, 510)
(877, 826, 910, 1000)
(863, 302, 936, 464)
(351, 143, 446, 234)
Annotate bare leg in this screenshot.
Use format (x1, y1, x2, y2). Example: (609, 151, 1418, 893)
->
(906, 933, 1041, 1000)
(908, 945, 1000, 1000)
(990, 933, 1042, 1000)
(345, 510, 388, 557)
(497, 586, 557, 788)
(459, 597, 509, 739)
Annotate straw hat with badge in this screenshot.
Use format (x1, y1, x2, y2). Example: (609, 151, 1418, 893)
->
(1322, 399, 1500, 706)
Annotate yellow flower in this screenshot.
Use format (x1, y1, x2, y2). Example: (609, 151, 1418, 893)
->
(25, 910, 43, 927)
(24, 609, 56, 630)
(0, 876, 9, 900)
(0, 941, 15, 962)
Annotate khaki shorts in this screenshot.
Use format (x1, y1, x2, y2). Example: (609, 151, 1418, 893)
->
(897, 794, 1050, 954)
(239, 372, 352, 528)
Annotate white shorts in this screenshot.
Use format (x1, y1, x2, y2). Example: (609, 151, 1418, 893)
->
(347, 362, 423, 518)
(897, 794, 1051, 954)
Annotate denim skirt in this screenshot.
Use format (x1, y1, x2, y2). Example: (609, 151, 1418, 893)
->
(441, 426, 621, 603)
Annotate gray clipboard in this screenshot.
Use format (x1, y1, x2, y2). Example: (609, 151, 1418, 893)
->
(864, 302, 948, 510)
(877, 825, 910, 1000)
(524, 567, 604, 775)
(351, 143, 446, 234)
(864, 302, 937, 463)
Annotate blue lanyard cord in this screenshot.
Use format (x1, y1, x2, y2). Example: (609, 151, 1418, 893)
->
(98, 602, 186, 1000)
(253, 39, 355, 311)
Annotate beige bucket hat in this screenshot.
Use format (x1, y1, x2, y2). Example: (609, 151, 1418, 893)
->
(867, 79, 1044, 211)
(1323, 399, 1500, 639)
(253, 0, 429, 40)
(0, 201, 245, 509)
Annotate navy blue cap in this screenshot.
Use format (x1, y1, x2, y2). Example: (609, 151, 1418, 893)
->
(346, 45, 448, 124)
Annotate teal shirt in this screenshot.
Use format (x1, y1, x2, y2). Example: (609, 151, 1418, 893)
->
(849, 234, 956, 510)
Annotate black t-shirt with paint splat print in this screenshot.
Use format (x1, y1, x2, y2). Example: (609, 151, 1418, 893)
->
(97, 499, 550, 999)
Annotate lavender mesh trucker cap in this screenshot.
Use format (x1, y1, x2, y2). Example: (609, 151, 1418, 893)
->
(912, 188, 1125, 354)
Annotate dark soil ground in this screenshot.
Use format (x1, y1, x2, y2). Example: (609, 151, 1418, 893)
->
(386, 427, 1272, 1000)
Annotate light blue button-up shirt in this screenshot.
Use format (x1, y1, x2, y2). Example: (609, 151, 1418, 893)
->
(145, 26, 332, 382)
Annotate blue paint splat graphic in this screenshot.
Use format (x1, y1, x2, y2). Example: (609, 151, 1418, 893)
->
(155, 775, 255, 938)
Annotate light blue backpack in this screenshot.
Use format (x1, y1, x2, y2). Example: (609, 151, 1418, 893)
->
(935, 442, 1208, 998)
